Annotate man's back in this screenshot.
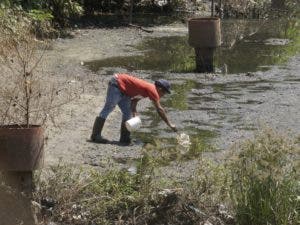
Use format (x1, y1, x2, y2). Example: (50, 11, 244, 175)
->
(116, 73, 160, 101)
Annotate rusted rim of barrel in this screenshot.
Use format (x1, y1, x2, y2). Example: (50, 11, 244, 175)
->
(189, 17, 220, 21)
(0, 124, 41, 129)
(0, 124, 44, 171)
(0, 125, 43, 135)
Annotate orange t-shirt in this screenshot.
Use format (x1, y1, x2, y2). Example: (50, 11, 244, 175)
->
(116, 73, 160, 101)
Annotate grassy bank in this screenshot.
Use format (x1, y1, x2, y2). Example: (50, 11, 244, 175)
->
(34, 129, 299, 225)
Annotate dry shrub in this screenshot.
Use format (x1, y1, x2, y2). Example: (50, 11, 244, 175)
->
(34, 155, 233, 225)
(0, 10, 82, 127)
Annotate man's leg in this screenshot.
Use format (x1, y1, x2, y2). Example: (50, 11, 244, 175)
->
(91, 81, 122, 143)
(91, 116, 108, 143)
(118, 96, 132, 144)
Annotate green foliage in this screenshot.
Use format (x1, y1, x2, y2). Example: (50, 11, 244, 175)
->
(28, 9, 53, 21)
(228, 129, 299, 225)
(189, 158, 230, 205)
(285, 0, 300, 15)
(47, 0, 83, 27)
(35, 158, 157, 224)
(0, 0, 83, 28)
(0, 0, 10, 8)
(84, 171, 145, 223)
(0, 0, 20, 8)
(0, 6, 55, 38)
(28, 9, 56, 37)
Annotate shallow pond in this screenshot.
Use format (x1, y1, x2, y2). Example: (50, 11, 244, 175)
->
(85, 17, 300, 163)
(85, 18, 299, 74)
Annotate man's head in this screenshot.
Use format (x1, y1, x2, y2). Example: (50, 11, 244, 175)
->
(155, 79, 171, 95)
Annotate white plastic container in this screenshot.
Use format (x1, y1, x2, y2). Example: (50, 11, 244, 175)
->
(125, 116, 142, 131)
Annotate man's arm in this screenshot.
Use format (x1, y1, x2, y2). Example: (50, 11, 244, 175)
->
(131, 97, 141, 117)
(152, 100, 177, 132)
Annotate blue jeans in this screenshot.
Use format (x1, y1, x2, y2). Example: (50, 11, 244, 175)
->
(99, 77, 132, 121)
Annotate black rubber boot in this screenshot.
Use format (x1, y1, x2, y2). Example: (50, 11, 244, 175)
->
(119, 122, 131, 145)
(90, 116, 109, 143)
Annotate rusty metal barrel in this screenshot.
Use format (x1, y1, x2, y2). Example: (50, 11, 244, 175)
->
(0, 125, 44, 171)
(0, 125, 44, 225)
(188, 17, 221, 48)
(188, 17, 221, 72)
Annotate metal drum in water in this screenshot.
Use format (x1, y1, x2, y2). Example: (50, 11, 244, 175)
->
(188, 17, 221, 48)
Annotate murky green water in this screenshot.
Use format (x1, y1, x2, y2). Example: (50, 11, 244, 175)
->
(85, 18, 299, 74)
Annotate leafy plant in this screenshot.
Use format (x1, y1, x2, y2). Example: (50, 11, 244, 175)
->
(28, 9, 53, 21)
(47, 0, 83, 27)
(28, 9, 58, 38)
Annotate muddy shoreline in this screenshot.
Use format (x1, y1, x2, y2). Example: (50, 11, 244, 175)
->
(43, 24, 299, 174)
(44, 24, 188, 168)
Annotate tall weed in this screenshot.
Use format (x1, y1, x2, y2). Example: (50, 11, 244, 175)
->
(228, 129, 299, 225)
(35, 158, 157, 224)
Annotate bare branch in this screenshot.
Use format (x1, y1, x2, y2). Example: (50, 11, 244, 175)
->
(29, 43, 49, 75)
(0, 11, 81, 127)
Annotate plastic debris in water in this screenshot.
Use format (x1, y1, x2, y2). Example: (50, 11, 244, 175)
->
(127, 161, 138, 175)
(127, 165, 137, 175)
(176, 133, 191, 148)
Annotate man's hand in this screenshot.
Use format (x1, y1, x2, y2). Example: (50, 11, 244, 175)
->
(170, 124, 177, 132)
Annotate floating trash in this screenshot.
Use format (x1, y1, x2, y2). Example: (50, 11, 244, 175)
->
(127, 161, 138, 175)
(176, 133, 191, 148)
(128, 165, 137, 175)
